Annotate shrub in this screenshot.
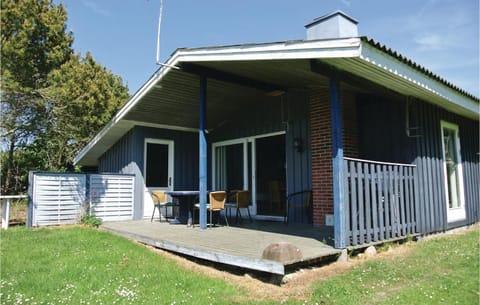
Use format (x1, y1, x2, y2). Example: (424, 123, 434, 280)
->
(80, 214, 102, 227)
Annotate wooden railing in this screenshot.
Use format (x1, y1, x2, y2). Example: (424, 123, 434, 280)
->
(344, 157, 417, 246)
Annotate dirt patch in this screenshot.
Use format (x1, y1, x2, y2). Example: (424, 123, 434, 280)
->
(143, 241, 416, 303)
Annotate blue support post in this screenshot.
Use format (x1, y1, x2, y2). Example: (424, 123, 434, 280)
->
(199, 76, 208, 229)
(330, 74, 347, 248)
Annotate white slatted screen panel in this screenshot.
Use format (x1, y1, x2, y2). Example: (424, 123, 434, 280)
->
(32, 174, 86, 226)
(89, 174, 134, 221)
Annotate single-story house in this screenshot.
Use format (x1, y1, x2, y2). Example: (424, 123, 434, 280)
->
(74, 11, 479, 248)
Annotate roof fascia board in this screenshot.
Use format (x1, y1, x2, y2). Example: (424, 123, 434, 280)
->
(175, 38, 362, 62)
(127, 121, 198, 133)
(360, 42, 479, 117)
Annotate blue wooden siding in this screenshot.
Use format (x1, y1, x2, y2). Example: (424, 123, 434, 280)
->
(412, 100, 479, 230)
(133, 126, 199, 190)
(98, 126, 198, 219)
(98, 129, 143, 218)
(285, 92, 312, 198)
(285, 91, 312, 223)
(210, 96, 285, 141)
(357, 94, 479, 235)
(210, 91, 312, 223)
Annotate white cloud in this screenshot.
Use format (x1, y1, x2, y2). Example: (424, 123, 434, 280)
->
(82, 1, 111, 17)
(414, 33, 450, 51)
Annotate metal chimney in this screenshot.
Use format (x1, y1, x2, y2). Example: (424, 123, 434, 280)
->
(305, 10, 358, 40)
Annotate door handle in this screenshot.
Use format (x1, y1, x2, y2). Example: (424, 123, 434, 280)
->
(168, 177, 172, 186)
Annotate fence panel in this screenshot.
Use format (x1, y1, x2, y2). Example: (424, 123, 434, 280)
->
(89, 174, 134, 221)
(32, 173, 86, 226)
(344, 158, 418, 246)
(29, 172, 135, 226)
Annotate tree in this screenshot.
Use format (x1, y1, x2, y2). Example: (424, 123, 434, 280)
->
(1, 0, 129, 194)
(36, 53, 129, 171)
(1, 0, 73, 194)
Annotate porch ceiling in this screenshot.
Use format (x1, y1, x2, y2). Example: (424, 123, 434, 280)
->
(123, 59, 329, 131)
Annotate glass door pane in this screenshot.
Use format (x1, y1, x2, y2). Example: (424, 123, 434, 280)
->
(146, 143, 169, 187)
(255, 135, 286, 217)
(214, 143, 244, 191)
(443, 128, 461, 208)
(144, 140, 174, 219)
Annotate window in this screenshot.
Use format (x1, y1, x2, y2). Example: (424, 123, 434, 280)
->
(440, 121, 466, 222)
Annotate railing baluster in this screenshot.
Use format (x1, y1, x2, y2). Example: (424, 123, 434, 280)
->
(357, 162, 364, 244)
(350, 161, 358, 245)
(370, 163, 378, 242)
(408, 166, 415, 233)
(344, 159, 351, 244)
(377, 164, 385, 240)
(399, 166, 406, 236)
(364, 162, 372, 243)
(393, 165, 400, 237)
(384, 165, 391, 239)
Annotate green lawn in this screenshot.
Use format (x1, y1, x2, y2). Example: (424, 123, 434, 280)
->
(0, 227, 246, 305)
(312, 228, 480, 305)
(1, 225, 479, 305)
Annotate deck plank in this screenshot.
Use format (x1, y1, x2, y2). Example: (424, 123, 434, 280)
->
(101, 220, 340, 275)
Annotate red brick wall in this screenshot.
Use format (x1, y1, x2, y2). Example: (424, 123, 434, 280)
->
(309, 89, 359, 226)
(342, 91, 359, 158)
(309, 89, 333, 225)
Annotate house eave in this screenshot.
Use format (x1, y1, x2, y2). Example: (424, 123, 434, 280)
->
(73, 37, 479, 167)
(73, 38, 363, 166)
(358, 41, 478, 119)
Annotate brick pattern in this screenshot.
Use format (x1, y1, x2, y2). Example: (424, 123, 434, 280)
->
(309, 89, 359, 226)
(342, 91, 359, 158)
(309, 89, 333, 225)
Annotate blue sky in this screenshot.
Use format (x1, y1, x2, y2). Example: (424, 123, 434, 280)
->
(56, 0, 479, 97)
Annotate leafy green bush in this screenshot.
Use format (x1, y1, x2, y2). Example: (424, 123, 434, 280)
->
(80, 214, 102, 227)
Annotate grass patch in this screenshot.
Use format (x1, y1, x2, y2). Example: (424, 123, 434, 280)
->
(1, 225, 478, 304)
(311, 227, 480, 305)
(0, 226, 247, 305)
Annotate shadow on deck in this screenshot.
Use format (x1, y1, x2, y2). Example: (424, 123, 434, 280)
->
(101, 220, 340, 276)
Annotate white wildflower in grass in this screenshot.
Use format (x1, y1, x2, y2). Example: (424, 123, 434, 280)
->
(14, 292, 25, 305)
(115, 284, 137, 301)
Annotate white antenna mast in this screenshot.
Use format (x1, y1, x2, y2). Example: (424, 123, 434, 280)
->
(156, 0, 179, 69)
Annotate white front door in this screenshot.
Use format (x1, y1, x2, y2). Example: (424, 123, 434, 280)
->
(440, 121, 466, 223)
(143, 139, 174, 218)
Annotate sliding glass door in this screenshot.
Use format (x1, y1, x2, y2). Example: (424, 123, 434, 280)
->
(212, 132, 285, 219)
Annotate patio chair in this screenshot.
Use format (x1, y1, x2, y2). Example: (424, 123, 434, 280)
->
(284, 190, 312, 224)
(150, 191, 178, 222)
(193, 191, 229, 227)
(225, 190, 252, 223)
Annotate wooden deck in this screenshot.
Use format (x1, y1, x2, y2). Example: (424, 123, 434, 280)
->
(101, 220, 340, 275)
